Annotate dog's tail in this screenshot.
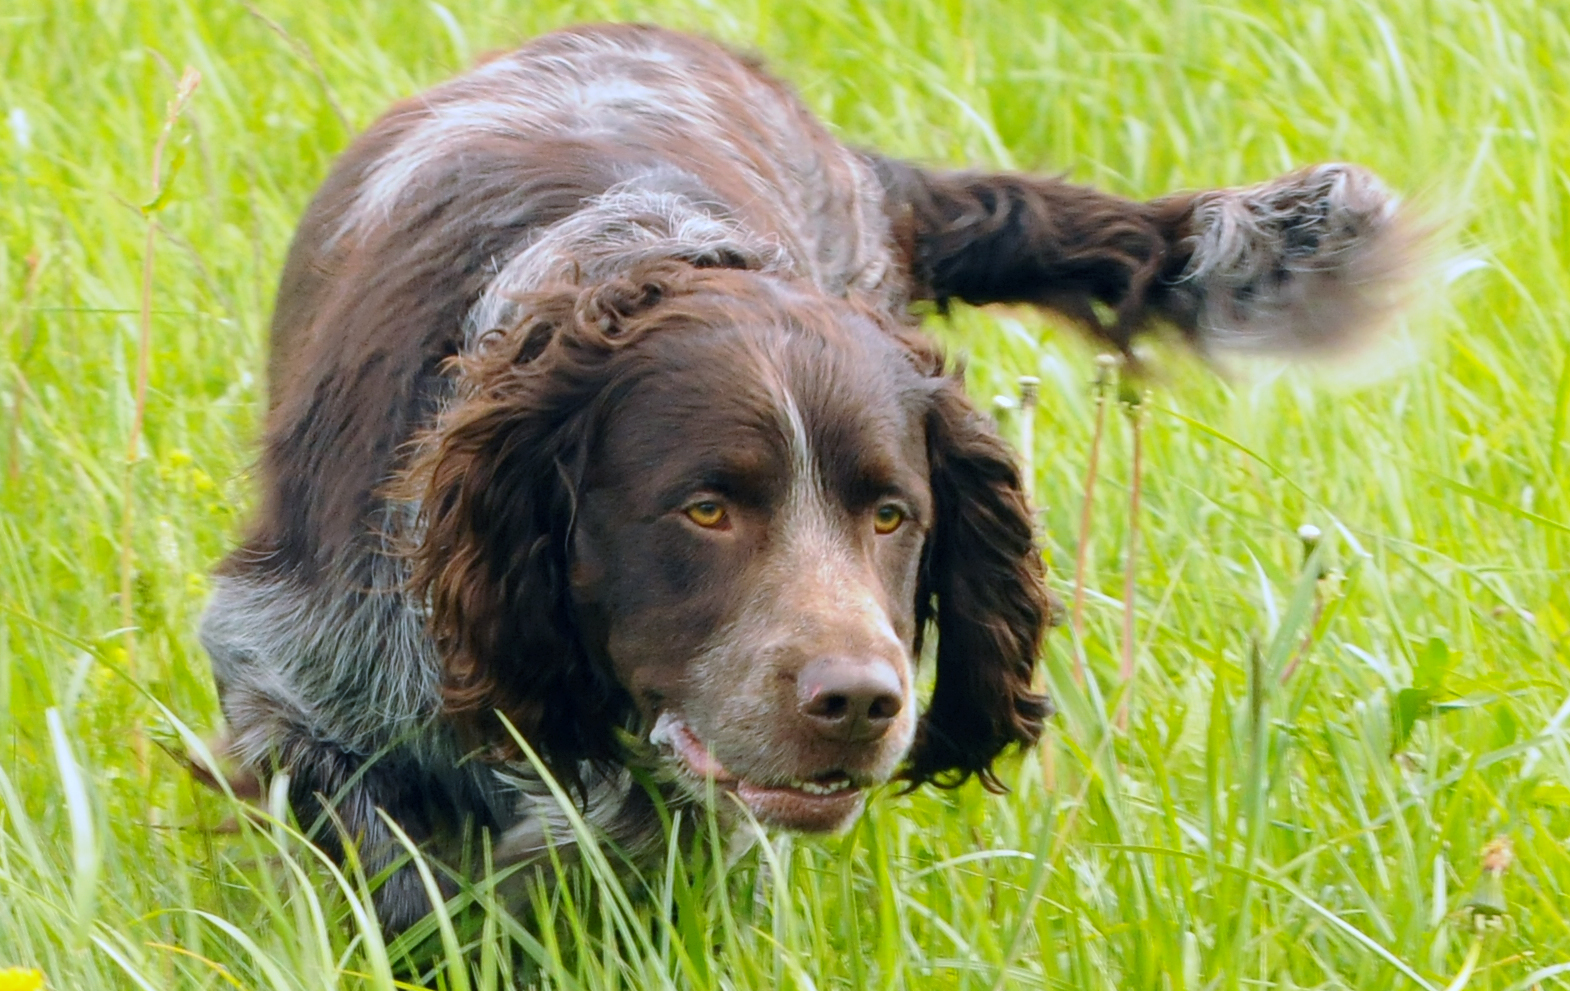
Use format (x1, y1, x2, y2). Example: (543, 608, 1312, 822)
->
(1151, 164, 1425, 356)
(874, 157, 1429, 358)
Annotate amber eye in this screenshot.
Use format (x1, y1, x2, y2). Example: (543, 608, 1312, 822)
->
(685, 500, 727, 528)
(873, 504, 905, 535)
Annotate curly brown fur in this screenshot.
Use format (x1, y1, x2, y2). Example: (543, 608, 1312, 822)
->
(904, 374, 1055, 791)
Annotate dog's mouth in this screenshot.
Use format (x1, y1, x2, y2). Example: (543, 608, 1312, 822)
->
(648, 712, 868, 832)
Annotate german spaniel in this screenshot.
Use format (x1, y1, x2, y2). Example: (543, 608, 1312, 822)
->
(200, 23, 1416, 930)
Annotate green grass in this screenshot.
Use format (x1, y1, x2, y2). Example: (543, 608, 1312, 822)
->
(3, 0, 1569, 987)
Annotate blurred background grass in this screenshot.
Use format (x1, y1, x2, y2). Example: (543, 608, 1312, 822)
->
(2, 0, 1568, 988)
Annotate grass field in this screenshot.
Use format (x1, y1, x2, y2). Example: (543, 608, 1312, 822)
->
(4, 0, 1569, 988)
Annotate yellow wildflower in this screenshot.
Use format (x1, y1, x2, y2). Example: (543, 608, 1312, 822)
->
(0, 967, 45, 991)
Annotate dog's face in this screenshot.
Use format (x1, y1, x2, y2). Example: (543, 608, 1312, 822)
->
(568, 295, 933, 830)
(413, 264, 1051, 834)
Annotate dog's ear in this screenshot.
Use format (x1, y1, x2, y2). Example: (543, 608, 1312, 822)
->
(405, 266, 683, 776)
(902, 373, 1055, 791)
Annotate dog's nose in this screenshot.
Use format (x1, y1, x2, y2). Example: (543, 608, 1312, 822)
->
(796, 657, 903, 742)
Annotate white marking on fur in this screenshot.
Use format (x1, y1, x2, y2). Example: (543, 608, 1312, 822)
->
(201, 575, 440, 765)
(491, 762, 643, 862)
(330, 28, 900, 309)
(463, 181, 793, 349)
(339, 36, 741, 240)
(199, 505, 442, 765)
(763, 370, 906, 677)
(487, 756, 753, 881)
(778, 384, 816, 500)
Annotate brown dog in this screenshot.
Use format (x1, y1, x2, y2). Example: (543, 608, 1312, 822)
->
(200, 23, 1417, 930)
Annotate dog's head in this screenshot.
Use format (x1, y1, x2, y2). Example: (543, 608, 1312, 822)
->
(408, 262, 1052, 832)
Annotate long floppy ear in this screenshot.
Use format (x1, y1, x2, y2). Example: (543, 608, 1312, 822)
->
(902, 373, 1056, 791)
(404, 267, 683, 777)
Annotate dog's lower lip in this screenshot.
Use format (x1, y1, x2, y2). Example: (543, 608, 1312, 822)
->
(734, 778, 865, 831)
(651, 715, 867, 828)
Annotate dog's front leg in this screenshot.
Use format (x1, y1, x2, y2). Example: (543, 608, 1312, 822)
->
(268, 731, 454, 934)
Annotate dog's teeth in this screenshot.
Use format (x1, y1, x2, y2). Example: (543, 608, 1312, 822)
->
(795, 778, 851, 795)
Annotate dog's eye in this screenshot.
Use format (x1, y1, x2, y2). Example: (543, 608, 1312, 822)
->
(873, 504, 905, 535)
(685, 501, 727, 528)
